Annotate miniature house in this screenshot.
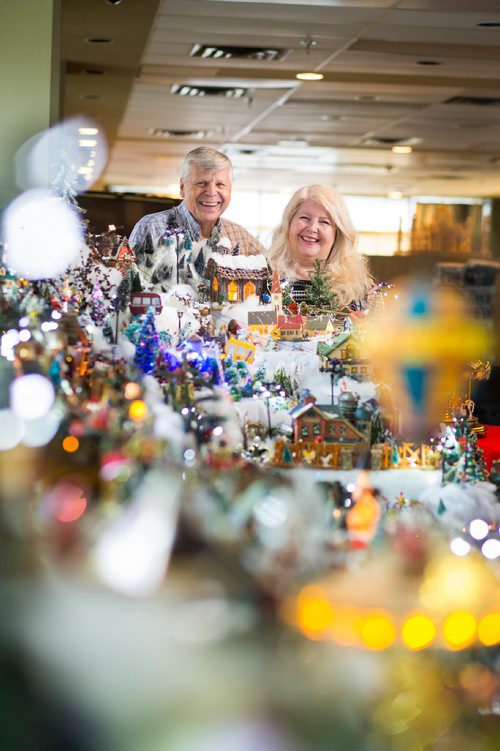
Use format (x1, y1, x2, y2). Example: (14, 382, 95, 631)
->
(291, 401, 367, 444)
(317, 331, 373, 379)
(204, 253, 269, 303)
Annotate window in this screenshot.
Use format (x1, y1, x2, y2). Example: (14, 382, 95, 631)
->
(361, 367, 367, 374)
(212, 277, 218, 294)
(351, 367, 358, 374)
(313, 423, 321, 435)
(228, 280, 238, 301)
(339, 425, 346, 435)
(243, 281, 256, 300)
(301, 425, 309, 438)
(328, 424, 336, 435)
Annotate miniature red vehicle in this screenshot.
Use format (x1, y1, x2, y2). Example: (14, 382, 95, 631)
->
(130, 292, 163, 316)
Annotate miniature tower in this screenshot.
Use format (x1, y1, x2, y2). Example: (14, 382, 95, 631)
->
(271, 270, 282, 314)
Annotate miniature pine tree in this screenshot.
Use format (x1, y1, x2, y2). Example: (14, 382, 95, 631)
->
(134, 307, 159, 374)
(143, 232, 155, 257)
(116, 273, 131, 313)
(194, 247, 206, 276)
(304, 260, 338, 311)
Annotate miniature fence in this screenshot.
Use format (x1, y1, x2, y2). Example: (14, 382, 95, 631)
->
(272, 440, 439, 471)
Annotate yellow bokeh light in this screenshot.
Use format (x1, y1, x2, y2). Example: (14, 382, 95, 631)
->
(297, 585, 334, 636)
(477, 612, 500, 646)
(129, 399, 148, 422)
(443, 611, 477, 650)
(401, 614, 436, 650)
(359, 610, 396, 651)
(62, 435, 79, 453)
(329, 605, 361, 647)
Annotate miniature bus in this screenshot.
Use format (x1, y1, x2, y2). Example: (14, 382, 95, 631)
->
(130, 292, 163, 316)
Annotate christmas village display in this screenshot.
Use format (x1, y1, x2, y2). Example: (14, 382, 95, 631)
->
(1, 191, 499, 750)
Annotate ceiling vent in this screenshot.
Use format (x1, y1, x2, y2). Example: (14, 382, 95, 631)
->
(369, 136, 410, 145)
(150, 128, 205, 138)
(190, 44, 288, 61)
(170, 84, 247, 98)
(445, 96, 500, 106)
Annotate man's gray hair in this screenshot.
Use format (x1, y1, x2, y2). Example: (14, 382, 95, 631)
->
(181, 147, 233, 181)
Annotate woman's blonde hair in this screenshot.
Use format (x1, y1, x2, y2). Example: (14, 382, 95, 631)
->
(267, 184, 372, 308)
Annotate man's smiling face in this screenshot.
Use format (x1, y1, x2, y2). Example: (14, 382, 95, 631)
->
(180, 165, 232, 237)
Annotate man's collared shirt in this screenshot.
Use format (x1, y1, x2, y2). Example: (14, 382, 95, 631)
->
(129, 201, 264, 256)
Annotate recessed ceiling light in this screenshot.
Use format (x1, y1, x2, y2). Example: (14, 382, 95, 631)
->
(85, 37, 113, 44)
(477, 22, 500, 27)
(416, 60, 440, 66)
(296, 72, 324, 81)
(392, 145, 413, 154)
(388, 191, 403, 199)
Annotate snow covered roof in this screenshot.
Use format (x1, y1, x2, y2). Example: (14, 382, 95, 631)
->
(204, 254, 269, 281)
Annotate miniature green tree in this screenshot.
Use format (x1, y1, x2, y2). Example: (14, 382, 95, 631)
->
(304, 260, 338, 311)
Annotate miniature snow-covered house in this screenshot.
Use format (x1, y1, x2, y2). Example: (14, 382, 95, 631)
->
(317, 331, 373, 379)
(204, 252, 269, 303)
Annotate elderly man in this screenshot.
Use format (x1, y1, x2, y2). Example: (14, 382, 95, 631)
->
(129, 147, 265, 290)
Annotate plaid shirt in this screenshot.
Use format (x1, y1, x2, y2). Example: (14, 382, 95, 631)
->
(129, 202, 265, 256)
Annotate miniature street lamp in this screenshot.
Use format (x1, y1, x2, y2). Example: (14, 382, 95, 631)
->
(320, 356, 344, 405)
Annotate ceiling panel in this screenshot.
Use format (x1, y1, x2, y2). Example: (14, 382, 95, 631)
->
(60, 0, 500, 198)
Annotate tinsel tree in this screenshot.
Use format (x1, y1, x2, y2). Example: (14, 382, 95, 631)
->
(461, 429, 489, 483)
(134, 307, 159, 375)
(90, 279, 106, 326)
(305, 260, 338, 311)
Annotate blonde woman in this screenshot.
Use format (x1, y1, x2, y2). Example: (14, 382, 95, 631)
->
(267, 185, 373, 311)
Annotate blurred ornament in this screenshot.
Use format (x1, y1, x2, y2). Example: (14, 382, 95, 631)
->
(365, 279, 491, 440)
(346, 471, 381, 546)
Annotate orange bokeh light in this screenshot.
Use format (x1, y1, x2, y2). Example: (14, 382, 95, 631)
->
(62, 435, 79, 453)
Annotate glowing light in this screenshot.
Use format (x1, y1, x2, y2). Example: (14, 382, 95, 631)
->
(10, 374, 55, 420)
(443, 611, 477, 650)
(184, 448, 196, 466)
(296, 72, 324, 81)
(392, 145, 412, 154)
(1, 329, 20, 358)
(469, 518, 489, 540)
(477, 613, 500, 646)
(359, 610, 396, 650)
(124, 382, 141, 400)
(129, 399, 148, 422)
(329, 605, 360, 647)
(62, 435, 79, 453)
(401, 614, 436, 650)
(15, 115, 107, 194)
(297, 586, 334, 636)
(419, 554, 491, 613)
(450, 537, 471, 557)
(22, 405, 63, 447)
(4, 189, 83, 279)
(94, 471, 180, 597)
(481, 538, 500, 560)
(0, 409, 24, 450)
(47, 482, 87, 522)
(18, 329, 31, 342)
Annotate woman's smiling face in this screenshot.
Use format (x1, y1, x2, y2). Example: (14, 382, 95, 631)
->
(288, 199, 336, 272)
